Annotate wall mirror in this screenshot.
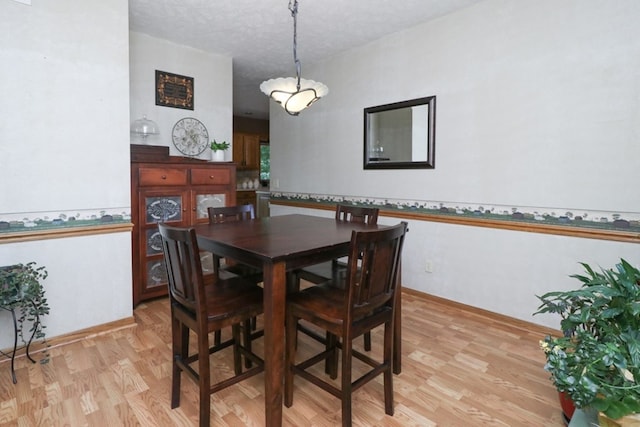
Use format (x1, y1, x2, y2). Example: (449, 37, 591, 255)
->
(363, 96, 436, 169)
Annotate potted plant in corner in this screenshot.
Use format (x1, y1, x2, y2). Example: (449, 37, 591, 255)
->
(0, 262, 50, 381)
(534, 259, 640, 426)
(210, 139, 230, 162)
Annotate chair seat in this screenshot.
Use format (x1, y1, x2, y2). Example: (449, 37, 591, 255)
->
(287, 284, 346, 323)
(203, 277, 263, 323)
(289, 283, 391, 336)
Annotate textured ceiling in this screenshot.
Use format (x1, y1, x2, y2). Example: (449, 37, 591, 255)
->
(129, 0, 482, 119)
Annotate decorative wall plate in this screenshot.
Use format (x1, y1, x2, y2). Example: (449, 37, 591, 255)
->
(171, 117, 209, 156)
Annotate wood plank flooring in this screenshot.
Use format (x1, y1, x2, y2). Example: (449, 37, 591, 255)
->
(0, 291, 565, 426)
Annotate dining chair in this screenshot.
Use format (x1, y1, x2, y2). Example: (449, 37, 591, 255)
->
(293, 204, 380, 352)
(207, 204, 264, 353)
(284, 221, 408, 427)
(158, 223, 264, 427)
(207, 204, 263, 281)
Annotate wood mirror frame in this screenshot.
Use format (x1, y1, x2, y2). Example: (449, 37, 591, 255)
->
(363, 96, 436, 170)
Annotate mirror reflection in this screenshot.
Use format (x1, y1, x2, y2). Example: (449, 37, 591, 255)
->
(364, 96, 436, 169)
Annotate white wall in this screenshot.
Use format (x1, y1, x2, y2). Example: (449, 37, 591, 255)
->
(0, 0, 132, 348)
(1, 0, 131, 211)
(129, 32, 233, 160)
(0, 234, 132, 340)
(269, 0, 640, 329)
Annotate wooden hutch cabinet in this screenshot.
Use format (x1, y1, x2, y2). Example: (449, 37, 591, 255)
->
(130, 145, 236, 306)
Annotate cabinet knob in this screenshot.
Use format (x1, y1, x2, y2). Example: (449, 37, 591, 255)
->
(209, 175, 215, 179)
(161, 175, 167, 180)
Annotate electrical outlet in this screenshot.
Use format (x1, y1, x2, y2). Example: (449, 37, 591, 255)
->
(425, 261, 433, 273)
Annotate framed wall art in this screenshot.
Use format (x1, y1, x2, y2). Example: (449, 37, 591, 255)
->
(155, 70, 194, 110)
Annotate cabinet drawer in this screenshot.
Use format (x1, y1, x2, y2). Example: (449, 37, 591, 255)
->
(138, 168, 187, 186)
(191, 168, 231, 185)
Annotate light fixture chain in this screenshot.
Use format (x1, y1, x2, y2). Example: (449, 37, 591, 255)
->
(260, 0, 327, 115)
(289, 0, 301, 90)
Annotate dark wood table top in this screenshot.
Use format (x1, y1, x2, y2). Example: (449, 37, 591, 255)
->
(193, 213, 381, 270)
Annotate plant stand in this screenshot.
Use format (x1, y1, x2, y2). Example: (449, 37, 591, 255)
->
(0, 303, 39, 384)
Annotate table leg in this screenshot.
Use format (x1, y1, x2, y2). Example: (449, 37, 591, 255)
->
(263, 261, 286, 427)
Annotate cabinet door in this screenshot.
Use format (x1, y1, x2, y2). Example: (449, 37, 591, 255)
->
(233, 133, 260, 170)
(191, 187, 234, 276)
(136, 190, 189, 301)
(191, 188, 232, 224)
(243, 134, 260, 170)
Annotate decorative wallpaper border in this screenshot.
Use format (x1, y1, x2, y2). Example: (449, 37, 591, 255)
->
(270, 192, 640, 234)
(0, 207, 131, 235)
(3, 196, 638, 243)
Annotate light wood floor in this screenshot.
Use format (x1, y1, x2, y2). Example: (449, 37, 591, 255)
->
(0, 291, 565, 426)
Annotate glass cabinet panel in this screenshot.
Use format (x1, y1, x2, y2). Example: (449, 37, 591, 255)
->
(146, 228, 163, 256)
(200, 252, 214, 275)
(145, 196, 183, 224)
(195, 193, 226, 220)
(146, 260, 167, 289)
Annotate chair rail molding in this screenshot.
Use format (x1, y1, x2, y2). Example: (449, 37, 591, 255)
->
(0, 207, 132, 243)
(270, 192, 640, 244)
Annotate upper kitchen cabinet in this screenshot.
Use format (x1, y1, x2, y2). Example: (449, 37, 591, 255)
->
(233, 132, 260, 170)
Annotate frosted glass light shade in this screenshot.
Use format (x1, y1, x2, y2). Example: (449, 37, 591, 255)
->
(260, 77, 328, 116)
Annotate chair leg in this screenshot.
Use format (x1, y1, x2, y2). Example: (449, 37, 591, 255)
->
(364, 331, 371, 352)
(242, 318, 252, 369)
(171, 318, 187, 409)
(325, 332, 339, 379)
(197, 323, 211, 427)
(284, 311, 297, 408)
(383, 321, 394, 416)
(341, 335, 353, 427)
(231, 324, 242, 375)
(214, 330, 221, 346)
(287, 271, 302, 293)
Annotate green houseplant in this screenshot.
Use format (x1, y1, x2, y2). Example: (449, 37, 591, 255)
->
(210, 139, 230, 152)
(210, 139, 230, 161)
(0, 262, 50, 362)
(534, 259, 640, 421)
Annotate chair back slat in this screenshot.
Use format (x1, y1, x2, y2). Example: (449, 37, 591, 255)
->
(346, 222, 407, 318)
(207, 204, 257, 277)
(158, 223, 206, 315)
(335, 204, 379, 225)
(208, 204, 255, 224)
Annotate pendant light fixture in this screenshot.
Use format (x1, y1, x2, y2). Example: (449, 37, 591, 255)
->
(260, 0, 328, 116)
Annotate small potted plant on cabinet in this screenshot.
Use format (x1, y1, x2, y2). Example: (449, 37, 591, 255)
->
(210, 140, 230, 162)
(534, 259, 640, 425)
(0, 262, 50, 368)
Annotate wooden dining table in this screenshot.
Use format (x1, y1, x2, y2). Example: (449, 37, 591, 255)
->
(193, 213, 403, 427)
